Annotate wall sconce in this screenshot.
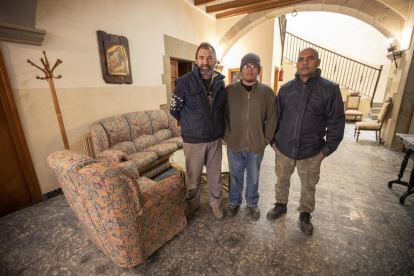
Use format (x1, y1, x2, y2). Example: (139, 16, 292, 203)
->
(387, 44, 402, 68)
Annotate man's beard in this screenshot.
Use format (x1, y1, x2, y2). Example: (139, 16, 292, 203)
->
(199, 64, 213, 77)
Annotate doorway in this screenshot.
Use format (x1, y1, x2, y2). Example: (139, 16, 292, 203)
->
(0, 48, 42, 218)
(170, 58, 192, 92)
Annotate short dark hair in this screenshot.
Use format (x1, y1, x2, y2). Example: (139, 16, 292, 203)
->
(195, 42, 216, 61)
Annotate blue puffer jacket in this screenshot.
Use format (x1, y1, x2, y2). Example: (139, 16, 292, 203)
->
(170, 65, 226, 143)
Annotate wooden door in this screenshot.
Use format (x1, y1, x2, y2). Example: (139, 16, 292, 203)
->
(170, 59, 179, 92)
(0, 48, 42, 218)
(274, 66, 279, 95)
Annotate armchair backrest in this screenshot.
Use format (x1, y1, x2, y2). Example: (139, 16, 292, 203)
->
(378, 97, 392, 125)
(47, 150, 145, 267)
(345, 95, 361, 111)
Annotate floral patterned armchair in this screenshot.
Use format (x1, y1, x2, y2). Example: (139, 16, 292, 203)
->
(90, 110, 182, 178)
(47, 150, 186, 268)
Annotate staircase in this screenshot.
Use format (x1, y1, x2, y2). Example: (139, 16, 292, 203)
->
(369, 101, 383, 120)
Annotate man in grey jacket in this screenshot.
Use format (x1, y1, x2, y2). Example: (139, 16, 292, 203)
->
(267, 48, 345, 235)
(223, 53, 277, 219)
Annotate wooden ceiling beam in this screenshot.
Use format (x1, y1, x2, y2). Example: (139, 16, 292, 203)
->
(215, 0, 307, 19)
(194, 0, 217, 6)
(206, 0, 274, 14)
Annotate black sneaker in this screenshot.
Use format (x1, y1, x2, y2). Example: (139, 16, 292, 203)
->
(248, 206, 260, 219)
(225, 204, 240, 217)
(266, 203, 287, 220)
(299, 212, 313, 235)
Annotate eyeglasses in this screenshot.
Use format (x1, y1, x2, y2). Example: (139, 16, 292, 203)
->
(242, 64, 258, 70)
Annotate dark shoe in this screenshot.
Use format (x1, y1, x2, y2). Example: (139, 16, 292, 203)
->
(266, 203, 287, 220)
(212, 207, 225, 221)
(299, 212, 313, 235)
(248, 206, 260, 219)
(225, 204, 240, 217)
(184, 207, 198, 221)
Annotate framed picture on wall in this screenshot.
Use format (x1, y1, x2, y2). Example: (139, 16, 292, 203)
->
(228, 67, 263, 84)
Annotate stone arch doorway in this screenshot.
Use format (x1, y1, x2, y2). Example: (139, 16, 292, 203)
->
(215, 0, 405, 61)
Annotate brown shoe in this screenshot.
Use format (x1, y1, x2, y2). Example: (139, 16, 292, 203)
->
(211, 207, 224, 221)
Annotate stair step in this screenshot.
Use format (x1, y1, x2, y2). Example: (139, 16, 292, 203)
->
(372, 101, 383, 108)
(369, 113, 378, 120)
(370, 107, 382, 114)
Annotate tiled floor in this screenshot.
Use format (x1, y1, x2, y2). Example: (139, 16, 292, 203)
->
(1, 122, 414, 276)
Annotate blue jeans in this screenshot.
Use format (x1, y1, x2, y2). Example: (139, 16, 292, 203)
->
(227, 147, 265, 207)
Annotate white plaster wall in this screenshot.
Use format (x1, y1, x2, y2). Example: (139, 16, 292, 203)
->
(271, 19, 282, 90)
(221, 19, 275, 87)
(285, 11, 391, 100)
(286, 12, 390, 65)
(0, 0, 215, 194)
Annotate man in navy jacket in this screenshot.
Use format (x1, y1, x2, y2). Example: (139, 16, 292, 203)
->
(170, 42, 226, 220)
(267, 48, 345, 235)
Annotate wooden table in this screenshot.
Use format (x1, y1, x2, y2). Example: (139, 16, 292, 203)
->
(388, 133, 414, 204)
(169, 145, 230, 192)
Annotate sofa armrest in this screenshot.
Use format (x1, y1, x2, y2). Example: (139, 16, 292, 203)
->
(96, 150, 128, 165)
(171, 126, 181, 137)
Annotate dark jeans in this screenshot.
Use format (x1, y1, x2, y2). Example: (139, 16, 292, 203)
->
(227, 147, 264, 207)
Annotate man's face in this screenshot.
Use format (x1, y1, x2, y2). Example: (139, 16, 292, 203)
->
(195, 48, 215, 78)
(241, 63, 259, 83)
(296, 49, 321, 79)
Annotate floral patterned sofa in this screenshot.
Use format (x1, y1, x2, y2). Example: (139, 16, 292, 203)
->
(91, 110, 182, 178)
(47, 150, 186, 268)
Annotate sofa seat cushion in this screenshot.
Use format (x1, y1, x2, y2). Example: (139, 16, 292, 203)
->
(128, 152, 158, 170)
(162, 137, 183, 148)
(154, 129, 173, 143)
(110, 141, 137, 156)
(143, 143, 178, 158)
(355, 121, 381, 131)
(133, 135, 158, 152)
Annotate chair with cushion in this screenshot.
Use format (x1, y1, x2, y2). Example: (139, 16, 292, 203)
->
(47, 150, 186, 268)
(345, 94, 363, 121)
(354, 98, 392, 144)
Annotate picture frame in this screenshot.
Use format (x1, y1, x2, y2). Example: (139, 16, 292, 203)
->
(97, 30, 133, 84)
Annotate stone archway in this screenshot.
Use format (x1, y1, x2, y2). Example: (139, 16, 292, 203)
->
(215, 0, 405, 61)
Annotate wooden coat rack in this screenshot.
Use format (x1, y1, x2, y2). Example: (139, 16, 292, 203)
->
(27, 51, 69, 149)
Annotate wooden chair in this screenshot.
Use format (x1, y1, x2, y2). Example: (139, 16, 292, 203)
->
(345, 94, 363, 121)
(354, 98, 392, 144)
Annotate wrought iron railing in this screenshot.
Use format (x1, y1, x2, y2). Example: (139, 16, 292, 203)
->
(283, 32, 383, 101)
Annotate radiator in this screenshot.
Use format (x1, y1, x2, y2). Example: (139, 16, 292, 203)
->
(82, 134, 96, 159)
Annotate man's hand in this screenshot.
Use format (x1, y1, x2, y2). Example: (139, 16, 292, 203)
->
(272, 144, 276, 152)
(320, 152, 325, 160)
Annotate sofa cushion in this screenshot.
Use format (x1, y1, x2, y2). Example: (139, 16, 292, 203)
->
(145, 110, 168, 133)
(162, 137, 183, 148)
(154, 129, 173, 143)
(100, 116, 131, 147)
(128, 152, 158, 170)
(143, 143, 178, 158)
(124, 111, 153, 139)
(110, 141, 136, 156)
(133, 135, 158, 152)
(90, 123, 110, 156)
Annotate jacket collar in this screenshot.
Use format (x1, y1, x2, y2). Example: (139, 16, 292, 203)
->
(294, 68, 321, 84)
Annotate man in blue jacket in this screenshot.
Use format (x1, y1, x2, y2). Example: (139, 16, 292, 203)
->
(170, 42, 226, 221)
(267, 48, 345, 235)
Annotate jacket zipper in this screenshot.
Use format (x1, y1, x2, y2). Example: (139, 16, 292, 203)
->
(292, 84, 306, 157)
(247, 90, 250, 150)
